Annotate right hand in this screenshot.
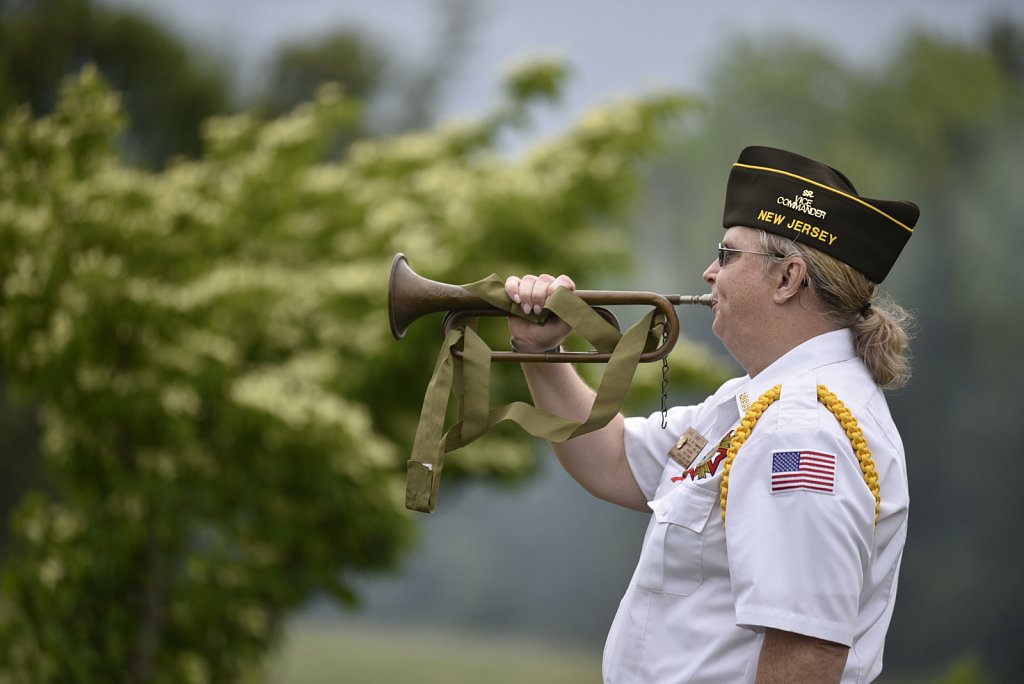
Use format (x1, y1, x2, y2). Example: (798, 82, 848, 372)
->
(504, 273, 576, 352)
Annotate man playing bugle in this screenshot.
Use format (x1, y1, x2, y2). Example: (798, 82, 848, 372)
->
(505, 146, 919, 683)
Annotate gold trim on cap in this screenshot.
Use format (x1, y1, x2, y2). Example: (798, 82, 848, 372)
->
(734, 162, 914, 234)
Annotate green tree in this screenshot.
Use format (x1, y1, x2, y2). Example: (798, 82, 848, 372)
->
(254, 0, 479, 154)
(258, 26, 390, 119)
(0, 0, 229, 168)
(0, 62, 701, 681)
(0, 0, 231, 562)
(260, 0, 477, 119)
(0, 0, 478, 558)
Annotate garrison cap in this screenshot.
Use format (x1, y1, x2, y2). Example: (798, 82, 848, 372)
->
(723, 146, 919, 283)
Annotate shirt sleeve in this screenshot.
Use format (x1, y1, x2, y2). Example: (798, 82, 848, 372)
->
(725, 410, 877, 646)
(623, 403, 705, 502)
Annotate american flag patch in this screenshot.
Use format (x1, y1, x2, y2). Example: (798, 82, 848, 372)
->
(771, 450, 836, 494)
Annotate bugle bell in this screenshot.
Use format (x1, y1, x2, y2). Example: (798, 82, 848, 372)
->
(388, 252, 711, 363)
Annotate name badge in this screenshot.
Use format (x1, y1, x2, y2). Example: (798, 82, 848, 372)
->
(668, 427, 708, 469)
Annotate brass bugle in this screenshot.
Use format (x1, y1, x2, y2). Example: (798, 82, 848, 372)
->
(388, 252, 712, 363)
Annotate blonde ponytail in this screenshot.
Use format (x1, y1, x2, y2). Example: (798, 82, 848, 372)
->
(758, 232, 915, 390)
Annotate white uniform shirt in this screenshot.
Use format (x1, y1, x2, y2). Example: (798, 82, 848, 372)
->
(605, 329, 908, 683)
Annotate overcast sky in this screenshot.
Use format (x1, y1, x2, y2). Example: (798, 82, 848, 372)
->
(98, 0, 1023, 137)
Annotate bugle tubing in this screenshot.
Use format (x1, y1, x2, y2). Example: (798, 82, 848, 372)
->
(388, 252, 712, 363)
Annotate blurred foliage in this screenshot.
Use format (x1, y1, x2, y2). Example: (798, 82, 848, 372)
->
(0, 0, 474, 168)
(251, 0, 480, 164)
(259, 28, 391, 118)
(0, 373, 43, 555)
(0, 0, 229, 168)
(355, 0, 482, 134)
(639, 18, 1024, 682)
(0, 52, 699, 680)
(255, 0, 479, 135)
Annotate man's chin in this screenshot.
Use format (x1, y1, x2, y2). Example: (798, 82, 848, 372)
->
(710, 317, 723, 341)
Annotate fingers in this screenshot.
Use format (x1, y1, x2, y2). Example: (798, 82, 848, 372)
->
(504, 272, 575, 352)
(504, 274, 576, 315)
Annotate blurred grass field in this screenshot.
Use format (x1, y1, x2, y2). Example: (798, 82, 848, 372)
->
(262, 622, 977, 684)
(263, 622, 602, 684)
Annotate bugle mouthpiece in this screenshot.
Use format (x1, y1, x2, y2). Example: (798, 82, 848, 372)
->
(669, 294, 714, 307)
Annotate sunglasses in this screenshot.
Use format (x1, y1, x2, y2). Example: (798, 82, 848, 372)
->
(717, 243, 783, 267)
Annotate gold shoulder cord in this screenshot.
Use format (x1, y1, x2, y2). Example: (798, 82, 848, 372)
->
(719, 384, 881, 527)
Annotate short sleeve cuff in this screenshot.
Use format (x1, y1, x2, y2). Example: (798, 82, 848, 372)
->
(735, 605, 854, 647)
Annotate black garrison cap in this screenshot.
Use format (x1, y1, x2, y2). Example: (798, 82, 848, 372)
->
(723, 146, 919, 283)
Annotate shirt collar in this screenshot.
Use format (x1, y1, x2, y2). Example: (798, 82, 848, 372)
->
(732, 328, 856, 414)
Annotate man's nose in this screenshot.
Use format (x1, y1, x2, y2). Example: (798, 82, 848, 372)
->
(703, 260, 719, 284)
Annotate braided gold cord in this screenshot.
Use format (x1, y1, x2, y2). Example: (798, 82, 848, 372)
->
(720, 385, 782, 523)
(816, 385, 881, 525)
(719, 384, 881, 528)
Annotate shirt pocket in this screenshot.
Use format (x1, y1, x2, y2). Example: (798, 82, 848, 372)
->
(635, 485, 717, 597)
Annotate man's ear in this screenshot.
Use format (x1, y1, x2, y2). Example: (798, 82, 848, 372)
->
(773, 257, 807, 304)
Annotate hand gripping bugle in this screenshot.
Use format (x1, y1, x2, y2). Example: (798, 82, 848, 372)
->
(388, 252, 712, 362)
(388, 252, 713, 512)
